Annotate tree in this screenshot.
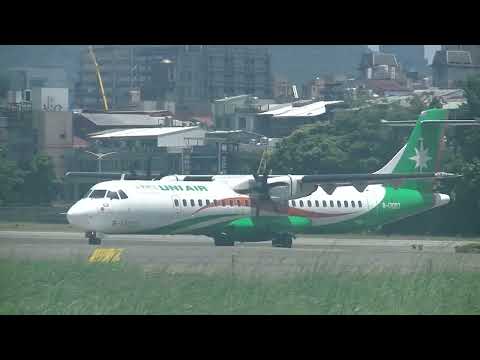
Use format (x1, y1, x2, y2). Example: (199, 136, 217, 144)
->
(0, 72, 8, 98)
(16, 154, 60, 205)
(429, 97, 443, 109)
(0, 148, 26, 205)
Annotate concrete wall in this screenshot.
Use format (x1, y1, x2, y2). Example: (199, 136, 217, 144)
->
(32, 87, 69, 111)
(32, 111, 73, 178)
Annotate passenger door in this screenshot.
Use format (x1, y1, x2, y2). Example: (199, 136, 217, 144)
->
(171, 195, 183, 218)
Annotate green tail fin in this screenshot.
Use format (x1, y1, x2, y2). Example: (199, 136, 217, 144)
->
(377, 108, 449, 191)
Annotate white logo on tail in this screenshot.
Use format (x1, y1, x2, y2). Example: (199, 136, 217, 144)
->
(409, 138, 432, 172)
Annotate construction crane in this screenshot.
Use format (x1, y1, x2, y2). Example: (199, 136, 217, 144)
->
(88, 45, 109, 112)
(257, 138, 272, 176)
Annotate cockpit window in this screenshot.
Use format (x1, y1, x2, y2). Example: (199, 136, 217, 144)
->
(107, 191, 119, 200)
(89, 190, 107, 199)
(82, 190, 93, 199)
(118, 190, 128, 199)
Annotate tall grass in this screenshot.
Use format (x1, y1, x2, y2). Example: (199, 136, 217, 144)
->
(1, 258, 480, 314)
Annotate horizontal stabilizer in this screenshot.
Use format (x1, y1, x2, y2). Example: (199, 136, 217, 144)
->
(381, 119, 480, 127)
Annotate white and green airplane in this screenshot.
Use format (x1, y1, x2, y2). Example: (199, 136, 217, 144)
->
(66, 109, 478, 247)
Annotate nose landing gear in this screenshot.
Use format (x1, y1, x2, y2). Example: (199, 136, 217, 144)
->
(86, 231, 102, 245)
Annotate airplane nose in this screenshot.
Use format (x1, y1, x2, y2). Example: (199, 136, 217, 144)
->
(67, 202, 91, 229)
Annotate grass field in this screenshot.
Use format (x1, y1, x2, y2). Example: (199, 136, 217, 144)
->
(2, 258, 480, 315)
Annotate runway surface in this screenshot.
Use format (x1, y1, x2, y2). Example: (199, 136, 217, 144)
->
(1, 230, 480, 277)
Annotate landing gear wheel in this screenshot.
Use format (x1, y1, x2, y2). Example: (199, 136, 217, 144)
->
(86, 231, 101, 245)
(272, 233, 294, 248)
(214, 234, 234, 246)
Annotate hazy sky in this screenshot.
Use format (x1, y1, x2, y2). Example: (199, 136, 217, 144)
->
(368, 45, 441, 64)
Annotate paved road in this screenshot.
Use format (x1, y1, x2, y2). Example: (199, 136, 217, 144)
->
(1, 231, 479, 277)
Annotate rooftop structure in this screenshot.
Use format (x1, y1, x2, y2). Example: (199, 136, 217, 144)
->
(432, 49, 480, 88)
(380, 45, 428, 74)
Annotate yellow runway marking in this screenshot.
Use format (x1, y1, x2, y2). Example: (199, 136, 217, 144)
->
(88, 248, 124, 263)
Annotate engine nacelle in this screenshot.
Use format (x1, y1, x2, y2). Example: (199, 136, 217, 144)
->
(267, 175, 317, 201)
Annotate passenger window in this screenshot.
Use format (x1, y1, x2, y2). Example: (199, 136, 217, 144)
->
(90, 190, 107, 199)
(358, 201, 363, 208)
(174, 199, 179, 207)
(337, 200, 342, 208)
(198, 199, 203, 207)
(206, 200, 211, 206)
(299, 200, 304, 207)
(236, 200, 241, 207)
(292, 200, 296, 207)
(323, 200, 327, 207)
(245, 199, 250, 206)
(351, 201, 356, 208)
(307, 200, 312, 207)
(118, 190, 128, 199)
(330, 200, 334, 207)
(229, 200, 234, 207)
(183, 199, 187, 207)
(190, 199, 195, 207)
(344, 200, 348, 208)
(221, 200, 226, 207)
(315, 200, 319, 207)
(214, 200, 218, 206)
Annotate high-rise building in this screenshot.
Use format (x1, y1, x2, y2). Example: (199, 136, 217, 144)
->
(379, 45, 428, 74)
(76, 45, 179, 110)
(442, 45, 480, 65)
(267, 45, 369, 86)
(76, 45, 272, 113)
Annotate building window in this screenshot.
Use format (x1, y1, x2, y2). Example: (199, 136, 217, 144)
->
(190, 199, 195, 207)
(239, 117, 247, 129)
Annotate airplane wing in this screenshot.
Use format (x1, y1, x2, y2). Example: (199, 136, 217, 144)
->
(299, 172, 459, 194)
(64, 172, 166, 180)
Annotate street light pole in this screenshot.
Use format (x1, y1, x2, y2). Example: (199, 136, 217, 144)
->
(84, 151, 118, 173)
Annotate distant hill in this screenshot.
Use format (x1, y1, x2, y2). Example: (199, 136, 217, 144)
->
(0, 45, 369, 88)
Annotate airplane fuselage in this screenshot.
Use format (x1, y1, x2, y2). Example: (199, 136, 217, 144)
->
(67, 179, 449, 242)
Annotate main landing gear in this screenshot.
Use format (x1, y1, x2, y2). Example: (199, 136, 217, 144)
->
(214, 233, 235, 246)
(272, 233, 294, 248)
(86, 231, 102, 245)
